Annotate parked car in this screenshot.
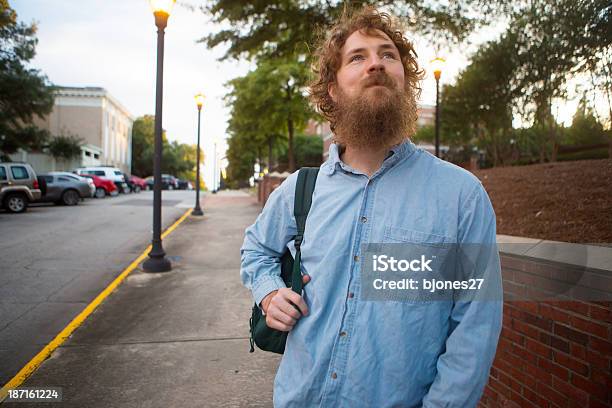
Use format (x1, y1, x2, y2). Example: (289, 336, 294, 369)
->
(74, 166, 129, 194)
(49, 171, 95, 197)
(144, 174, 180, 190)
(0, 162, 42, 213)
(128, 175, 146, 193)
(81, 174, 118, 198)
(177, 179, 194, 190)
(39, 174, 91, 205)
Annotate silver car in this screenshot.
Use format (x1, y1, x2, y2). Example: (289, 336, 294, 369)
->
(39, 174, 91, 206)
(48, 171, 96, 197)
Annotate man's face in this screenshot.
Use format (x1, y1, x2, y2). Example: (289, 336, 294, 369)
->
(330, 29, 405, 104)
(328, 29, 416, 150)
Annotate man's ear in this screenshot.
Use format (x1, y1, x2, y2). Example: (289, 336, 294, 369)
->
(328, 82, 337, 103)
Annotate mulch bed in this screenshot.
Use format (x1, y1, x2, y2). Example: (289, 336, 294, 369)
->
(471, 159, 612, 244)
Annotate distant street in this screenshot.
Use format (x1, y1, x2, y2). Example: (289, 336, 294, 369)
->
(0, 190, 198, 385)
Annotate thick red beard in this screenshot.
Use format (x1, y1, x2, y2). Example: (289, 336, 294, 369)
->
(332, 73, 417, 150)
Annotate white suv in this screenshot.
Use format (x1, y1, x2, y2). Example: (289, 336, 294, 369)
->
(74, 167, 129, 193)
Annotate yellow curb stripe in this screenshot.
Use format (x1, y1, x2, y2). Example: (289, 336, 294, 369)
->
(0, 208, 193, 402)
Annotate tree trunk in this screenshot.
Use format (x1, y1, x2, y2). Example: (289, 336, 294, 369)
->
(286, 83, 295, 172)
(268, 135, 274, 172)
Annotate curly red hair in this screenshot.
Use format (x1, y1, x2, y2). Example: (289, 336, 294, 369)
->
(309, 6, 424, 128)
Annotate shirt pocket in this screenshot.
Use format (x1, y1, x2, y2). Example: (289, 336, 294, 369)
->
(383, 225, 452, 247)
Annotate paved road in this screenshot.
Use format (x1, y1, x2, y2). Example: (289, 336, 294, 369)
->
(2, 190, 280, 407)
(0, 190, 199, 385)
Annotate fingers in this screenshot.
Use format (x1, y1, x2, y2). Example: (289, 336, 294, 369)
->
(265, 287, 309, 332)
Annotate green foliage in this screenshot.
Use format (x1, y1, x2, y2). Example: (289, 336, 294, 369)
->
(0, 0, 55, 160)
(277, 134, 323, 168)
(224, 57, 313, 185)
(563, 97, 608, 146)
(130, 115, 203, 182)
(202, 0, 488, 62)
(412, 125, 435, 144)
(47, 134, 82, 160)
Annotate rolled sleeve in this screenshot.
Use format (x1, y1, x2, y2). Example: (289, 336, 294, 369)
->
(240, 172, 298, 307)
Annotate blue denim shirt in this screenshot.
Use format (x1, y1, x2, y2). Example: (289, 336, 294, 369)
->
(241, 140, 502, 407)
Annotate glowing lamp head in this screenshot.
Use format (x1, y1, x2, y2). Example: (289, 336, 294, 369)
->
(194, 92, 205, 109)
(149, 0, 176, 16)
(430, 57, 446, 81)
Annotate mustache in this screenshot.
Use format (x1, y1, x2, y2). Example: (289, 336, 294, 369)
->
(362, 72, 396, 89)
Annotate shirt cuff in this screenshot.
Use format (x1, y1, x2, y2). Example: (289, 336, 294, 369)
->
(252, 275, 287, 310)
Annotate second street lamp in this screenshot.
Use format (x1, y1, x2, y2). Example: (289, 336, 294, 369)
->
(192, 92, 204, 216)
(143, 0, 175, 273)
(430, 57, 445, 158)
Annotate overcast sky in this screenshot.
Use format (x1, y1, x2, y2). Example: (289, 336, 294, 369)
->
(12, 1, 596, 184)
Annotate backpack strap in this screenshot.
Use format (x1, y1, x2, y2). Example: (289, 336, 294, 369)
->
(291, 167, 319, 294)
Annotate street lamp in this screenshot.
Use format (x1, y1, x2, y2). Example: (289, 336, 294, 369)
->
(430, 57, 445, 158)
(192, 92, 205, 215)
(143, 0, 176, 273)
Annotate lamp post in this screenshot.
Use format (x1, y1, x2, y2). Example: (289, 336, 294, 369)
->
(430, 57, 445, 158)
(192, 92, 205, 215)
(143, 0, 175, 273)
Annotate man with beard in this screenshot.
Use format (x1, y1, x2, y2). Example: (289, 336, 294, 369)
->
(240, 6, 502, 407)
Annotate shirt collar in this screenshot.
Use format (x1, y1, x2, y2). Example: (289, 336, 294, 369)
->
(324, 139, 416, 176)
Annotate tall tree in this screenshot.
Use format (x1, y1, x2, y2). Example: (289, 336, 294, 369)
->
(201, 0, 489, 62)
(0, 0, 54, 160)
(225, 57, 312, 180)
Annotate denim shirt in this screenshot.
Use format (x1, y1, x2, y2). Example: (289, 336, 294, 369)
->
(240, 140, 503, 407)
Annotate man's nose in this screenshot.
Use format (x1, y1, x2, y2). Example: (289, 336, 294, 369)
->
(367, 56, 385, 73)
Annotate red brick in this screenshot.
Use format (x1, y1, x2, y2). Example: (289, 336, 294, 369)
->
(569, 343, 586, 360)
(538, 357, 569, 381)
(588, 336, 612, 354)
(553, 351, 589, 376)
(590, 368, 612, 388)
(557, 301, 590, 316)
(588, 303, 611, 323)
(524, 363, 553, 386)
(549, 336, 570, 353)
(588, 397, 610, 408)
(513, 300, 539, 314)
(536, 382, 568, 408)
(525, 337, 552, 358)
(512, 344, 539, 366)
(582, 349, 609, 370)
(554, 323, 588, 345)
(570, 373, 608, 401)
(553, 376, 588, 404)
(522, 386, 541, 406)
(525, 313, 553, 331)
(541, 303, 572, 324)
(570, 315, 609, 340)
(515, 320, 542, 340)
(502, 326, 526, 346)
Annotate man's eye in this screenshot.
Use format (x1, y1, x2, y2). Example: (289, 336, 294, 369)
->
(382, 52, 397, 59)
(349, 55, 364, 62)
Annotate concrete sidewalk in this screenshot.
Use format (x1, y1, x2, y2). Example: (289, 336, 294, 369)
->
(3, 191, 280, 407)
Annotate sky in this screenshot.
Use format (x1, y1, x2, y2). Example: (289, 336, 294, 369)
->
(12, 1, 602, 185)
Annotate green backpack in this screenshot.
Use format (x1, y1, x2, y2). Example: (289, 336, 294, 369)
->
(249, 167, 319, 354)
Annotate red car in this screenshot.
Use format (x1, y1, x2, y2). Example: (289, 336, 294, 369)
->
(129, 175, 147, 192)
(81, 174, 118, 198)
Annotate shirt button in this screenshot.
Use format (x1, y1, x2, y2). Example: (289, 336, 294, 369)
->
(360, 216, 367, 223)
(348, 292, 354, 298)
(339, 331, 347, 337)
(331, 372, 338, 379)
(353, 255, 359, 262)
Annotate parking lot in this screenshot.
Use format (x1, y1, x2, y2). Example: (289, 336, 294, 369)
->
(0, 190, 199, 385)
